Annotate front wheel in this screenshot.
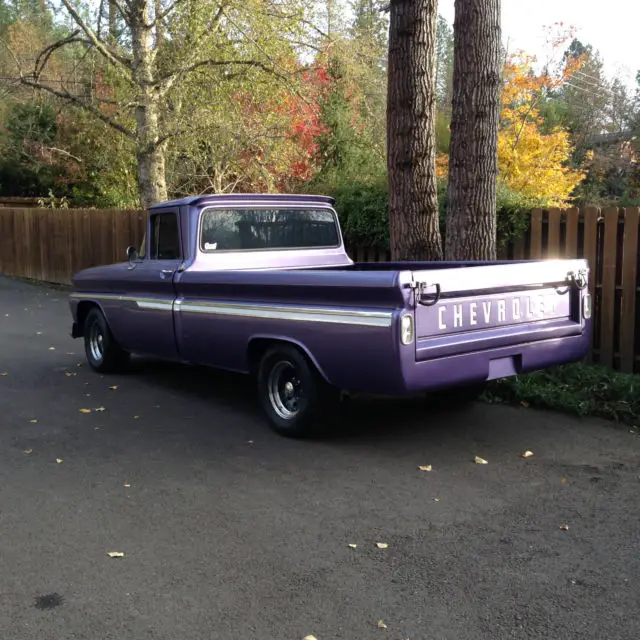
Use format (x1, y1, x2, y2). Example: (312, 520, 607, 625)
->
(256, 345, 338, 438)
(83, 308, 130, 373)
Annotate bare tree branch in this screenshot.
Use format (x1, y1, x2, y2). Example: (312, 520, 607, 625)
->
(60, 0, 134, 75)
(148, 0, 184, 26)
(18, 76, 136, 140)
(156, 4, 228, 92)
(34, 31, 84, 79)
(42, 146, 84, 163)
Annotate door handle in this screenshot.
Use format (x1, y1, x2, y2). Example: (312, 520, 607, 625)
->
(160, 269, 174, 278)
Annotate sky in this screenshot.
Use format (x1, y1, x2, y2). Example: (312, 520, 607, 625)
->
(438, 0, 640, 87)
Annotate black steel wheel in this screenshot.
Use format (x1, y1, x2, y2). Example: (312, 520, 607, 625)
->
(83, 308, 130, 373)
(257, 345, 338, 438)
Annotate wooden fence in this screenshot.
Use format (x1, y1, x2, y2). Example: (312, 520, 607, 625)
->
(0, 208, 147, 285)
(0, 206, 638, 373)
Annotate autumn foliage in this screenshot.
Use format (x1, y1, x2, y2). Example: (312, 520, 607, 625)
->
(437, 49, 586, 206)
(497, 53, 586, 205)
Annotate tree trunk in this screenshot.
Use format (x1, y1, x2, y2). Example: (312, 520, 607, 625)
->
(131, 1, 168, 209)
(387, 0, 443, 261)
(136, 142, 168, 209)
(108, 0, 117, 42)
(445, 0, 502, 261)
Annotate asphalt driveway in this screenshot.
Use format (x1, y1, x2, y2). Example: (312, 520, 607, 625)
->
(0, 275, 638, 640)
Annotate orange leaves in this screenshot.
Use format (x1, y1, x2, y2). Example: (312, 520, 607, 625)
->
(497, 52, 586, 205)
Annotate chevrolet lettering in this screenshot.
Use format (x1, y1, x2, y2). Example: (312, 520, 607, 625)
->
(68, 194, 591, 438)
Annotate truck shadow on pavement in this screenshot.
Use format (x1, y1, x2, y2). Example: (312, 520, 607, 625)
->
(127, 356, 482, 443)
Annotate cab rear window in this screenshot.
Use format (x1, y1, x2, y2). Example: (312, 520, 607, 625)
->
(200, 208, 340, 252)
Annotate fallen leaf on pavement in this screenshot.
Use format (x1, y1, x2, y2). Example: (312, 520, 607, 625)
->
(48, 347, 55, 351)
(36, 331, 42, 335)
(0, 372, 7, 376)
(79, 408, 92, 414)
(124, 483, 131, 488)
(107, 551, 125, 558)
(418, 465, 432, 472)
(109, 386, 118, 391)
(559, 524, 570, 531)
(521, 450, 534, 458)
(30, 419, 38, 423)
(348, 543, 357, 549)
(520, 401, 530, 408)
(56, 458, 63, 464)
(65, 372, 77, 377)
(303, 636, 318, 640)
(94, 406, 106, 412)
(77, 362, 84, 367)
(23, 449, 33, 455)
(474, 456, 488, 464)
(433, 497, 440, 502)
(377, 620, 387, 629)
(133, 415, 140, 419)
(561, 478, 567, 484)
(375, 542, 388, 549)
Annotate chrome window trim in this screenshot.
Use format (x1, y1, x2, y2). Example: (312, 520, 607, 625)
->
(197, 203, 344, 255)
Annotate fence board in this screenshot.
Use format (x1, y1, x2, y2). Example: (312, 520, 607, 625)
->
(530, 209, 543, 258)
(547, 208, 562, 258)
(564, 207, 579, 258)
(513, 234, 525, 259)
(583, 207, 599, 315)
(619, 208, 639, 373)
(599, 207, 619, 368)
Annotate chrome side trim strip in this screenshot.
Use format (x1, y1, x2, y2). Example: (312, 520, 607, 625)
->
(137, 300, 174, 311)
(68, 293, 394, 327)
(69, 292, 173, 311)
(177, 299, 393, 327)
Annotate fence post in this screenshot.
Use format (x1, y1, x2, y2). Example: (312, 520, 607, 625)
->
(599, 207, 619, 368)
(620, 208, 639, 373)
(530, 209, 543, 258)
(547, 208, 562, 258)
(564, 207, 579, 257)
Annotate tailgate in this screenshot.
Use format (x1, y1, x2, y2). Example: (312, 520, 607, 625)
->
(406, 259, 589, 361)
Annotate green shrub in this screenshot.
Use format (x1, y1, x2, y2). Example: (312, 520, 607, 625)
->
(315, 175, 544, 250)
(484, 363, 640, 426)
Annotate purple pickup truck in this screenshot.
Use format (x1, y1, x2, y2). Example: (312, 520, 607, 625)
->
(69, 194, 592, 437)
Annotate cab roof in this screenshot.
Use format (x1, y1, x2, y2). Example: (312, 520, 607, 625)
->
(149, 193, 335, 210)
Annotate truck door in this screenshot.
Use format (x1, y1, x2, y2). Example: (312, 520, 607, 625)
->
(118, 209, 182, 360)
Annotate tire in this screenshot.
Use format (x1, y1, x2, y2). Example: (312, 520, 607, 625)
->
(83, 307, 130, 373)
(256, 345, 338, 438)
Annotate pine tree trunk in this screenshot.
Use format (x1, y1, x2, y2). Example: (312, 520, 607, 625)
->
(445, 0, 502, 260)
(387, 0, 443, 261)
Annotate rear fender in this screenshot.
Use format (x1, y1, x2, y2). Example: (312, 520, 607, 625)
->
(246, 334, 332, 385)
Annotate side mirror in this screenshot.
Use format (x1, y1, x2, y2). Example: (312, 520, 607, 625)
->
(126, 245, 139, 263)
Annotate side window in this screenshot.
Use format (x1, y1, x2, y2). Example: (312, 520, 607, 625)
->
(149, 213, 181, 260)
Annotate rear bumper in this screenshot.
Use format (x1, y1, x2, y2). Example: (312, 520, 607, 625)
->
(398, 329, 590, 395)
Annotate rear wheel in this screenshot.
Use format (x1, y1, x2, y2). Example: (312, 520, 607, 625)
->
(83, 308, 130, 373)
(257, 345, 338, 438)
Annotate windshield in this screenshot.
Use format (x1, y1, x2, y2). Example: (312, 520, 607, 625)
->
(200, 207, 340, 252)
